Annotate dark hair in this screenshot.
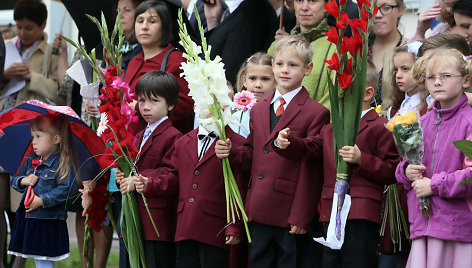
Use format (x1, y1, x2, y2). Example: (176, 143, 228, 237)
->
(30, 113, 80, 184)
(14, 0, 47, 27)
(135, 71, 179, 114)
(418, 33, 471, 57)
(453, 0, 472, 19)
(134, 0, 173, 47)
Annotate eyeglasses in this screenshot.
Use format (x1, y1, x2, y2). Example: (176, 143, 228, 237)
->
(425, 74, 462, 83)
(378, 5, 400, 15)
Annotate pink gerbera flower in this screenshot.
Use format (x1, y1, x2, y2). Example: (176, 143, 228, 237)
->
(233, 91, 256, 112)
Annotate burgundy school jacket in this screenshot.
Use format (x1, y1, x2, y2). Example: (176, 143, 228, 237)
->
(125, 44, 194, 133)
(134, 118, 182, 241)
(160, 126, 247, 249)
(231, 87, 330, 230)
(281, 109, 400, 224)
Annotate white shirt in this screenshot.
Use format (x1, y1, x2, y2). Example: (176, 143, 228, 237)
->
(197, 126, 219, 160)
(186, 0, 197, 19)
(361, 109, 371, 118)
(140, 116, 168, 150)
(227, 0, 244, 13)
(271, 86, 302, 114)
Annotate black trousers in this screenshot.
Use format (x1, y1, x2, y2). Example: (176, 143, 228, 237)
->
(322, 219, 380, 268)
(249, 222, 313, 268)
(176, 239, 228, 268)
(143, 240, 176, 268)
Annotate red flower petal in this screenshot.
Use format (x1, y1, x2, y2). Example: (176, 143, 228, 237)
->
(325, 0, 340, 18)
(325, 53, 340, 71)
(326, 26, 339, 45)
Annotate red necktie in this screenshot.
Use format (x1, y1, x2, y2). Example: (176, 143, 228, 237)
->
(276, 98, 286, 116)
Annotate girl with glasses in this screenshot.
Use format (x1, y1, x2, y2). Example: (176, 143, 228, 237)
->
(396, 48, 472, 268)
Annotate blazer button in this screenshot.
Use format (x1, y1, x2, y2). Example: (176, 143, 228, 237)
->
(192, 183, 198, 189)
(194, 170, 200, 176)
(263, 148, 269, 154)
(189, 197, 195, 203)
(258, 174, 264, 179)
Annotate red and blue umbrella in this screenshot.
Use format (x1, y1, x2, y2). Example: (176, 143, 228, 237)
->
(0, 100, 106, 180)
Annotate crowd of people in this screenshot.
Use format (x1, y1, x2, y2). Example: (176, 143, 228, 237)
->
(1, 0, 472, 267)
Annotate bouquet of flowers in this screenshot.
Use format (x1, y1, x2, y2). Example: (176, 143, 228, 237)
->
(385, 111, 431, 217)
(314, 0, 377, 249)
(177, 8, 251, 242)
(63, 13, 157, 268)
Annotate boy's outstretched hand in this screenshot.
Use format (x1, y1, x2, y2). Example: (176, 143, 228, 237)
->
(405, 164, 426, 182)
(225, 235, 241, 245)
(134, 174, 149, 194)
(215, 139, 232, 159)
(276, 128, 291, 149)
(339, 145, 361, 164)
(289, 224, 307, 235)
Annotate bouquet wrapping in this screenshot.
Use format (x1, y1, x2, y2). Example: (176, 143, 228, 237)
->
(386, 111, 431, 217)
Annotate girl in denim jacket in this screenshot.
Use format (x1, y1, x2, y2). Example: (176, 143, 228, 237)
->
(396, 48, 472, 268)
(8, 113, 79, 268)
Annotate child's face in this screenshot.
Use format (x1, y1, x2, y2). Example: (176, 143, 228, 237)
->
(272, 49, 312, 94)
(138, 94, 173, 124)
(244, 63, 276, 101)
(31, 130, 59, 159)
(135, 8, 162, 48)
(425, 62, 470, 109)
(393, 52, 415, 93)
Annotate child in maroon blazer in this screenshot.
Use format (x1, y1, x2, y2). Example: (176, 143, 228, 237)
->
(115, 70, 182, 268)
(216, 35, 330, 268)
(276, 61, 401, 268)
(153, 119, 246, 268)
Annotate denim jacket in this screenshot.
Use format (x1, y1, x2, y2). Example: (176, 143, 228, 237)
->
(11, 152, 77, 220)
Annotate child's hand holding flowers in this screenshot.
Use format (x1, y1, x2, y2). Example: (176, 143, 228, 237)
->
(119, 176, 136, 195)
(25, 195, 43, 213)
(339, 145, 361, 164)
(134, 175, 149, 194)
(412, 177, 432, 198)
(405, 164, 426, 182)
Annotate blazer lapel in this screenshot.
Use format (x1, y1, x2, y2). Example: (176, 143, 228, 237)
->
(185, 131, 199, 166)
(265, 89, 307, 145)
(139, 119, 171, 155)
(260, 93, 273, 140)
(358, 109, 377, 135)
(196, 140, 216, 168)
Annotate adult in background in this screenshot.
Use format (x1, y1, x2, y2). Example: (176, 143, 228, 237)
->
(369, 0, 407, 105)
(203, 0, 278, 86)
(453, 0, 472, 47)
(125, 0, 194, 134)
(268, 0, 337, 110)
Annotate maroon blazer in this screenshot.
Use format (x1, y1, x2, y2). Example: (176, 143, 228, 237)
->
(161, 126, 247, 249)
(125, 44, 194, 133)
(134, 118, 182, 241)
(231, 87, 330, 230)
(311, 110, 400, 224)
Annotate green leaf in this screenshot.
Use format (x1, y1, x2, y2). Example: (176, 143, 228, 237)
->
(453, 140, 472, 160)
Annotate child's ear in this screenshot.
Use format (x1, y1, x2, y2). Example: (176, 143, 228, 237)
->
(364, 86, 375, 102)
(462, 74, 471, 90)
(53, 134, 61, 145)
(304, 62, 314, 76)
(168, 105, 175, 112)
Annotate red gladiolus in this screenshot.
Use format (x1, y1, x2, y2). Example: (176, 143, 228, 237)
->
(357, 0, 371, 10)
(337, 71, 354, 91)
(336, 13, 349, 30)
(325, 0, 340, 18)
(325, 53, 340, 71)
(340, 0, 346, 7)
(326, 26, 339, 45)
(350, 18, 368, 34)
(346, 58, 353, 74)
(373, 6, 379, 17)
(340, 34, 363, 56)
(107, 65, 118, 77)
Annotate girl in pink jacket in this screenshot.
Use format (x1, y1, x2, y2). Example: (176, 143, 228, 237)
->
(396, 48, 472, 268)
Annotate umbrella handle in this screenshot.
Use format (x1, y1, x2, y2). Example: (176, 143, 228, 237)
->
(24, 186, 35, 207)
